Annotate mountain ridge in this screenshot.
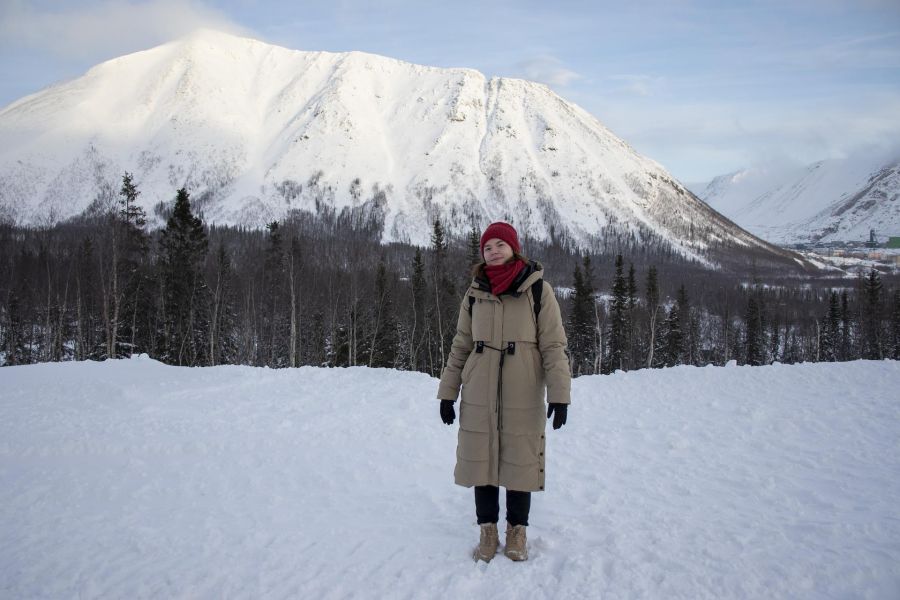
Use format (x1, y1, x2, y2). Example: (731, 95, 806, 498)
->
(0, 29, 804, 269)
(699, 155, 900, 245)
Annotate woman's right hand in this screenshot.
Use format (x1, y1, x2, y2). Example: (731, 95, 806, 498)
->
(440, 400, 456, 425)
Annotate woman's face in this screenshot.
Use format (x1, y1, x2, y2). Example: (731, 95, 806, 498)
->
(483, 238, 514, 266)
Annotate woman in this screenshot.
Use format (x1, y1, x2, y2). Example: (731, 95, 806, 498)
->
(437, 221, 571, 562)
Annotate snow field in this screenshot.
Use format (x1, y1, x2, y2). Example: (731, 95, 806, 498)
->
(1, 357, 899, 598)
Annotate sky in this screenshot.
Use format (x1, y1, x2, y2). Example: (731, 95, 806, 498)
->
(1, 0, 899, 183)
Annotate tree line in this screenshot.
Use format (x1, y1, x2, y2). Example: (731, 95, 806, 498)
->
(2, 175, 899, 372)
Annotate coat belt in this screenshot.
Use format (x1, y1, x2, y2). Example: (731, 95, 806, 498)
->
(474, 341, 516, 431)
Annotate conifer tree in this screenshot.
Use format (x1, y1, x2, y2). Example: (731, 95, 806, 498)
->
(262, 221, 288, 366)
(368, 257, 398, 368)
(676, 284, 698, 365)
(860, 269, 884, 360)
(567, 260, 597, 376)
(645, 265, 660, 368)
(839, 290, 852, 361)
(430, 219, 455, 374)
(466, 225, 481, 267)
(410, 248, 427, 371)
(2, 289, 26, 365)
(819, 291, 840, 362)
(99, 172, 150, 359)
(659, 284, 691, 367)
(208, 242, 237, 366)
(626, 262, 638, 369)
(119, 172, 147, 228)
(286, 232, 303, 367)
(581, 255, 600, 373)
(659, 304, 682, 367)
(744, 295, 765, 366)
(158, 188, 209, 366)
(890, 289, 900, 360)
(605, 254, 629, 373)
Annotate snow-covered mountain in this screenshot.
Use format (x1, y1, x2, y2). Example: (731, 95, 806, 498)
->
(0, 29, 794, 266)
(699, 155, 900, 245)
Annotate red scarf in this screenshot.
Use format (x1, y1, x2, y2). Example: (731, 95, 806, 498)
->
(484, 259, 526, 296)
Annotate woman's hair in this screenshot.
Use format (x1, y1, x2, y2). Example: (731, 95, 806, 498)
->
(470, 251, 530, 279)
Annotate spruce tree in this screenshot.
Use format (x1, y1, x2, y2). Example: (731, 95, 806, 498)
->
(659, 284, 689, 367)
(819, 291, 840, 362)
(860, 269, 884, 360)
(209, 242, 238, 366)
(410, 248, 427, 371)
(645, 265, 660, 368)
(262, 221, 288, 367)
(581, 256, 600, 372)
(158, 188, 209, 366)
(626, 262, 638, 368)
(119, 172, 147, 228)
(744, 296, 764, 366)
(839, 290, 852, 361)
(369, 258, 398, 368)
(466, 225, 481, 267)
(567, 260, 597, 376)
(660, 304, 682, 367)
(890, 289, 900, 360)
(676, 284, 697, 365)
(605, 254, 628, 373)
(430, 219, 456, 374)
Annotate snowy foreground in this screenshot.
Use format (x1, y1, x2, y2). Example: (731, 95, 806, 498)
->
(1, 359, 899, 599)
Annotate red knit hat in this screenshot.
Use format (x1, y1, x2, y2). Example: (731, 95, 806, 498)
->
(480, 221, 520, 255)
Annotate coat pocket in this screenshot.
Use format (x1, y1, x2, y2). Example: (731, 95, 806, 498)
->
(457, 429, 490, 462)
(459, 399, 491, 433)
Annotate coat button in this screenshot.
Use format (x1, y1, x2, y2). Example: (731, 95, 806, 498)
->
(539, 452, 543, 456)
(540, 469, 544, 473)
(539, 486, 544, 490)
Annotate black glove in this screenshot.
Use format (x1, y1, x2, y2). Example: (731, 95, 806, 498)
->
(547, 403, 567, 430)
(440, 400, 456, 425)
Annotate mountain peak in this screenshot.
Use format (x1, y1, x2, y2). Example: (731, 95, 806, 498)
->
(0, 32, 800, 268)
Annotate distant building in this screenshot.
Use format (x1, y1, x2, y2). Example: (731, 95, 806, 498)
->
(887, 236, 900, 249)
(866, 229, 879, 248)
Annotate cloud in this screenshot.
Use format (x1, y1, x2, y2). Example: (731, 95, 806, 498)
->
(0, 0, 252, 62)
(604, 74, 667, 97)
(589, 91, 900, 181)
(515, 55, 582, 87)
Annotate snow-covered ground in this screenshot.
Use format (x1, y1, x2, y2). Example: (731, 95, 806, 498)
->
(1, 357, 899, 599)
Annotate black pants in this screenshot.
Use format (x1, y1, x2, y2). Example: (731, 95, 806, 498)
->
(475, 485, 531, 526)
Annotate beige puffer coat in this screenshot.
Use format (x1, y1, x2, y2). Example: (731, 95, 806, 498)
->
(437, 261, 571, 492)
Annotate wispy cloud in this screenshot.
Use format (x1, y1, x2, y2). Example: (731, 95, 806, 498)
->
(0, 0, 251, 62)
(604, 74, 667, 97)
(592, 91, 900, 181)
(516, 55, 582, 87)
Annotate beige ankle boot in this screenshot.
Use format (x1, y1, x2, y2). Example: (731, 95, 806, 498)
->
(504, 523, 528, 561)
(473, 523, 499, 562)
